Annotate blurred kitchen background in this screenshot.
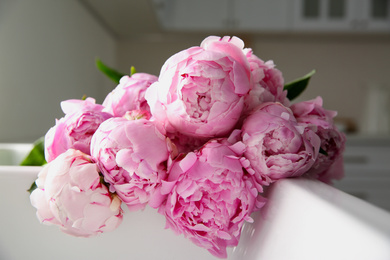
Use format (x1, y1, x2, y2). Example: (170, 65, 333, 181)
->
(0, 0, 389, 210)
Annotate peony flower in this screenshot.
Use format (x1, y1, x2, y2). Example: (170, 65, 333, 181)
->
(90, 116, 171, 211)
(308, 128, 346, 184)
(44, 97, 112, 162)
(145, 36, 251, 138)
(29, 149, 123, 237)
(243, 49, 289, 115)
(103, 73, 158, 117)
(290, 96, 346, 183)
(158, 139, 263, 258)
(290, 96, 336, 128)
(241, 102, 320, 183)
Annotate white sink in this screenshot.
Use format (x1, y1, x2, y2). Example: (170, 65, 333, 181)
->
(1, 144, 389, 260)
(0, 143, 33, 165)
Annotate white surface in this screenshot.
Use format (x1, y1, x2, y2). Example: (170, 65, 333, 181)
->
(0, 166, 224, 260)
(0, 143, 32, 165)
(1, 144, 390, 260)
(0, 145, 224, 260)
(232, 178, 390, 260)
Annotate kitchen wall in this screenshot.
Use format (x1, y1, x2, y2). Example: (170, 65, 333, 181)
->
(117, 33, 390, 136)
(1, 0, 390, 143)
(0, 0, 116, 142)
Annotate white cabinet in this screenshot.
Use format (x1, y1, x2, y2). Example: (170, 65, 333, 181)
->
(362, 0, 390, 31)
(292, 0, 390, 32)
(152, 0, 390, 33)
(152, 0, 292, 32)
(233, 0, 293, 31)
(153, 0, 229, 31)
(333, 137, 390, 212)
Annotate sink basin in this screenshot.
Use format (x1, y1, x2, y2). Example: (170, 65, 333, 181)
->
(1, 144, 389, 260)
(0, 143, 33, 166)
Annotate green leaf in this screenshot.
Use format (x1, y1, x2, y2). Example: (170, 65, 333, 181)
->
(319, 147, 328, 156)
(20, 137, 47, 166)
(27, 181, 37, 194)
(96, 58, 125, 84)
(130, 66, 137, 76)
(284, 70, 316, 100)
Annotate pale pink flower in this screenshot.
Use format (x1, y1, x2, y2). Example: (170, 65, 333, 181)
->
(44, 98, 112, 162)
(30, 149, 123, 237)
(103, 73, 158, 117)
(90, 117, 171, 211)
(158, 139, 263, 258)
(243, 49, 289, 115)
(145, 36, 251, 138)
(290, 97, 346, 183)
(241, 102, 320, 183)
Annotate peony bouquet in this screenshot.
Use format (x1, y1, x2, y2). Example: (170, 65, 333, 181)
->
(28, 36, 345, 258)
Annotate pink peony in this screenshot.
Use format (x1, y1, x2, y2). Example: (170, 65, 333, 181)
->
(308, 128, 346, 184)
(241, 102, 320, 183)
(290, 97, 346, 183)
(29, 149, 123, 237)
(145, 36, 251, 138)
(90, 116, 171, 211)
(44, 98, 112, 162)
(158, 139, 263, 258)
(290, 96, 337, 128)
(103, 73, 158, 117)
(243, 49, 289, 115)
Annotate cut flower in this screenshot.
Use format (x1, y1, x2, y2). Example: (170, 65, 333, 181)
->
(145, 36, 251, 138)
(28, 35, 346, 259)
(30, 149, 123, 237)
(44, 97, 112, 162)
(290, 97, 346, 183)
(241, 102, 321, 183)
(102, 73, 158, 117)
(158, 139, 264, 258)
(90, 116, 172, 211)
